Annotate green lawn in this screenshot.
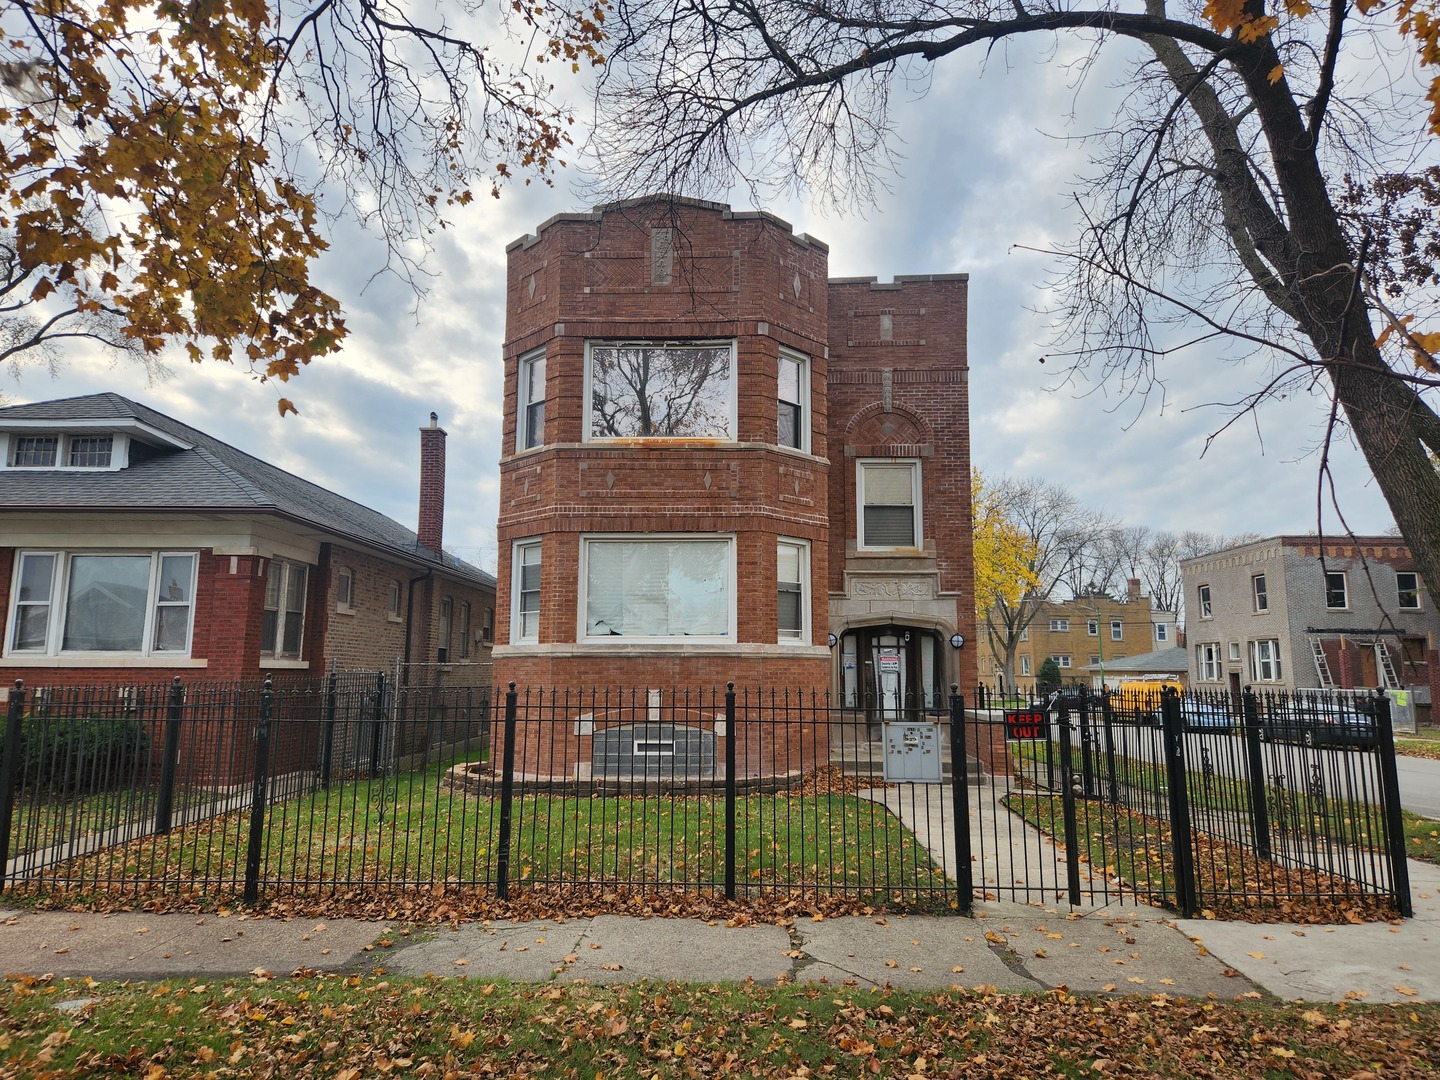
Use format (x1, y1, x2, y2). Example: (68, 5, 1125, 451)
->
(1406, 813, 1440, 864)
(22, 764, 952, 908)
(2, 972, 1436, 1079)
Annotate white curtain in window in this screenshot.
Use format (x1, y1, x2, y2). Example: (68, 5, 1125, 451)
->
(586, 540, 728, 637)
(62, 555, 149, 651)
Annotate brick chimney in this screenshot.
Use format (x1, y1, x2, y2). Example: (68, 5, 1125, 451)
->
(1127, 577, 1142, 603)
(418, 412, 446, 556)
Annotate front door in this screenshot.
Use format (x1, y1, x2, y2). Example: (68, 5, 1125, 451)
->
(840, 626, 944, 731)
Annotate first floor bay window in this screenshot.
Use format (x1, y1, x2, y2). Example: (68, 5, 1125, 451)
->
(7, 551, 197, 656)
(583, 537, 732, 642)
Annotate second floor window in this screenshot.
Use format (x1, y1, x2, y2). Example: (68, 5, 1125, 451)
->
(587, 341, 734, 440)
(1325, 572, 1348, 609)
(1110, 620, 1123, 641)
(1050, 618, 1069, 632)
(518, 350, 545, 450)
(1398, 572, 1422, 610)
(1198, 584, 1212, 618)
(778, 351, 807, 450)
(1253, 573, 1268, 612)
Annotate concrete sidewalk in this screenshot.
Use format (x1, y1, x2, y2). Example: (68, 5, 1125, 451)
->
(2, 859, 1435, 1001)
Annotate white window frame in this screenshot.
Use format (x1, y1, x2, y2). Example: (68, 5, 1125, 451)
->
(777, 350, 809, 453)
(1110, 620, 1123, 641)
(335, 568, 355, 614)
(777, 538, 809, 644)
(1020, 655, 1031, 676)
(6, 550, 199, 658)
(857, 459, 922, 551)
(1325, 571, 1349, 610)
(1398, 572, 1422, 610)
(1228, 641, 1241, 661)
(513, 540, 542, 644)
(262, 559, 308, 659)
(1252, 573, 1268, 613)
(387, 580, 403, 623)
(1050, 618, 1069, 632)
(1086, 619, 1098, 636)
(3, 432, 122, 471)
(481, 606, 494, 643)
(584, 340, 736, 443)
(1197, 642, 1222, 681)
(1050, 654, 1072, 669)
(578, 534, 736, 644)
(517, 348, 546, 452)
(1249, 638, 1282, 682)
(1155, 623, 1169, 643)
(1198, 584, 1212, 619)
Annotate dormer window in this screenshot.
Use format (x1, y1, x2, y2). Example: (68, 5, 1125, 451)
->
(6, 432, 117, 469)
(11, 435, 58, 467)
(69, 435, 113, 467)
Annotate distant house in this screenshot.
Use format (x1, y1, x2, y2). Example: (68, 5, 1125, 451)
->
(1179, 535, 1440, 697)
(1078, 647, 1189, 691)
(981, 579, 1178, 688)
(0, 394, 494, 689)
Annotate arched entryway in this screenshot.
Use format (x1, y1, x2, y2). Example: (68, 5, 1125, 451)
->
(837, 624, 948, 735)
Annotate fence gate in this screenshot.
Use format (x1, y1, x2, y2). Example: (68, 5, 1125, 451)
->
(959, 689, 1412, 917)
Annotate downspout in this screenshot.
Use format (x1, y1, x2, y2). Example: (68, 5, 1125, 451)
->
(402, 568, 434, 689)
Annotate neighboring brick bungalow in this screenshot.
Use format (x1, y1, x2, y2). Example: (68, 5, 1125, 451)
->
(0, 394, 495, 690)
(493, 196, 976, 734)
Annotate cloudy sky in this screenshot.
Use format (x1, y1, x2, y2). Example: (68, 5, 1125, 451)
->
(3, 20, 1421, 571)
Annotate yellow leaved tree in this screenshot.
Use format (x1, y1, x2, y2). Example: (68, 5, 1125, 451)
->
(0, 0, 606, 412)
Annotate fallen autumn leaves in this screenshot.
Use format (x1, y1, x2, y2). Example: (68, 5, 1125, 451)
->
(3, 970, 1436, 1078)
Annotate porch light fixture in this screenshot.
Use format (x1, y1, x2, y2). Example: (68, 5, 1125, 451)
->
(827, 633, 839, 648)
(950, 633, 966, 649)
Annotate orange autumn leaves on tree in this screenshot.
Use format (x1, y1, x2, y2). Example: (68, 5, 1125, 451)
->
(0, 2, 339, 414)
(0, 0, 608, 414)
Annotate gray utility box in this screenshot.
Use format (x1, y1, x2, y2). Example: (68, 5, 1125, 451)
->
(882, 721, 943, 783)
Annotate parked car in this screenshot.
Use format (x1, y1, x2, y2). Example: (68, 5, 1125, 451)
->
(1144, 700, 1234, 732)
(1260, 700, 1377, 748)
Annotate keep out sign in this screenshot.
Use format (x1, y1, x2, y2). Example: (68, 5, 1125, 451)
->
(1004, 710, 1047, 740)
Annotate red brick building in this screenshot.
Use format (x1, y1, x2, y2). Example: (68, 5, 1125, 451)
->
(493, 197, 975, 728)
(0, 395, 494, 691)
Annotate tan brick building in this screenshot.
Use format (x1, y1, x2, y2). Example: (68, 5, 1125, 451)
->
(981, 582, 1178, 689)
(492, 197, 975, 727)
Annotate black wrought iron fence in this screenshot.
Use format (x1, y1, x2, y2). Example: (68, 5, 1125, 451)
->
(0, 677, 1414, 919)
(977, 685, 1412, 917)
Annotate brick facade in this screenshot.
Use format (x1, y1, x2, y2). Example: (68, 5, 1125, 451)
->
(0, 406, 495, 696)
(1180, 535, 1440, 694)
(491, 197, 974, 776)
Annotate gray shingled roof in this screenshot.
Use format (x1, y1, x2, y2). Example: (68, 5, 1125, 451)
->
(1078, 647, 1188, 674)
(0, 393, 495, 587)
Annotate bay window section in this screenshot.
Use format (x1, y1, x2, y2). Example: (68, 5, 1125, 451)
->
(514, 541, 541, 643)
(518, 349, 546, 451)
(262, 560, 308, 659)
(7, 551, 196, 656)
(777, 539, 808, 643)
(778, 351, 807, 450)
(583, 537, 732, 642)
(587, 341, 734, 440)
